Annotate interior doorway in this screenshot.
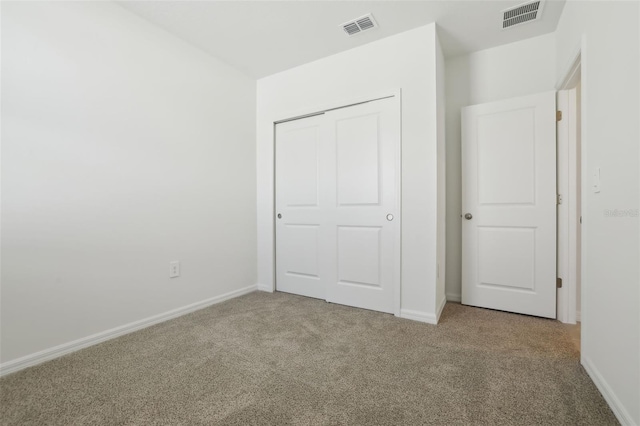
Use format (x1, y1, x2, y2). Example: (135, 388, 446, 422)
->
(460, 52, 583, 328)
(556, 47, 583, 357)
(556, 52, 582, 327)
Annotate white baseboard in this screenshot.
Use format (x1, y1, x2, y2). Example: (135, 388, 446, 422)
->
(582, 355, 636, 425)
(399, 308, 437, 325)
(257, 283, 273, 292)
(436, 296, 447, 323)
(446, 292, 461, 302)
(0, 284, 258, 377)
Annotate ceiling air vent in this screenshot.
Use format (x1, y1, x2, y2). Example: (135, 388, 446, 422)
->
(502, 1, 544, 29)
(341, 13, 378, 36)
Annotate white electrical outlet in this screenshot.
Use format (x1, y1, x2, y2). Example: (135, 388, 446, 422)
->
(169, 261, 180, 278)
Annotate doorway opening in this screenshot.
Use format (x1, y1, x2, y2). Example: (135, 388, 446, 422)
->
(556, 47, 582, 353)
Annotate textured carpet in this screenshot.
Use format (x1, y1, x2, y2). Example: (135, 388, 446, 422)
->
(0, 291, 617, 425)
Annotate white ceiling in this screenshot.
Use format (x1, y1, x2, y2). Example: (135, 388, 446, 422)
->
(118, 0, 566, 78)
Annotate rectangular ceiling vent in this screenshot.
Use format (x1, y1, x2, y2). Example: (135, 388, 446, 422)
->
(502, 1, 544, 29)
(341, 13, 378, 36)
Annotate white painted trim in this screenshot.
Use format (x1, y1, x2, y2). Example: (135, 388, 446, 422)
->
(556, 89, 579, 325)
(0, 285, 258, 377)
(566, 86, 579, 325)
(582, 356, 635, 426)
(556, 40, 582, 90)
(556, 39, 584, 331)
(576, 310, 581, 322)
(257, 283, 273, 293)
(446, 292, 461, 303)
(271, 88, 403, 125)
(399, 309, 437, 325)
(435, 296, 447, 322)
(392, 91, 403, 318)
(576, 35, 588, 359)
(556, 89, 569, 323)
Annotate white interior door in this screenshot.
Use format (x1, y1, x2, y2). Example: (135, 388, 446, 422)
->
(461, 92, 557, 318)
(275, 114, 328, 300)
(324, 98, 400, 314)
(275, 97, 400, 314)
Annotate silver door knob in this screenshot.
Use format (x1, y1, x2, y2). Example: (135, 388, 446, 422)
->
(464, 213, 473, 220)
(277, 213, 282, 219)
(386, 214, 394, 221)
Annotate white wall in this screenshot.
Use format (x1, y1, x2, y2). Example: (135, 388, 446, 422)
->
(1, 2, 257, 364)
(444, 33, 557, 301)
(257, 24, 443, 321)
(435, 29, 446, 315)
(576, 81, 582, 320)
(555, 2, 639, 424)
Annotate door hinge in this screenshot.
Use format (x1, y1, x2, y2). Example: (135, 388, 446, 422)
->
(556, 277, 563, 288)
(556, 110, 563, 121)
(557, 194, 563, 205)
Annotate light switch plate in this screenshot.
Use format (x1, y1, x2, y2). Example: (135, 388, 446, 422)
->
(169, 261, 180, 278)
(593, 167, 601, 193)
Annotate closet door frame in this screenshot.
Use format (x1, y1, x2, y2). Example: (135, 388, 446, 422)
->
(268, 89, 402, 317)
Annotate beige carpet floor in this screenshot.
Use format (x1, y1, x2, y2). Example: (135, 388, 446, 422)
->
(0, 291, 617, 425)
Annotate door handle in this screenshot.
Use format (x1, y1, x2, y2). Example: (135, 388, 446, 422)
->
(277, 213, 282, 219)
(386, 214, 394, 221)
(464, 213, 473, 220)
